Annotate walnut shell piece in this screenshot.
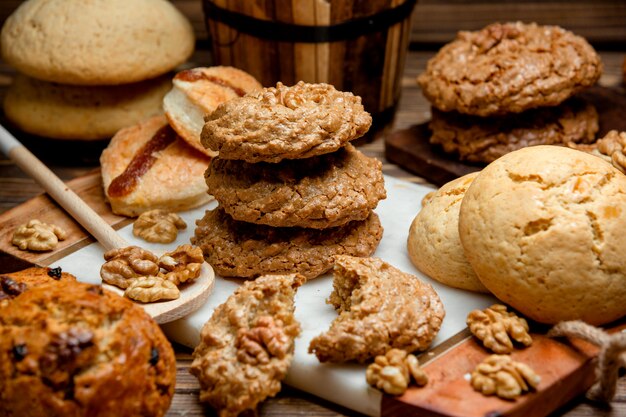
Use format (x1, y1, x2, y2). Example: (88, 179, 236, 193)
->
(471, 354, 540, 400)
(467, 304, 532, 354)
(11, 219, 67, 251)
(100, 246, 160, 289)
(366, 349, 428, 395)
(158, 244, 204, 285)
(124, 276, 180, 302)
(133, 209, 187, 243)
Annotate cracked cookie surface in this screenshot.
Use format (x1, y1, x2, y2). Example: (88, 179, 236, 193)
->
(459, 145, 626, 325)
(206, 144, 386, 228)
(429, 99, 598, 163)
(192, 208, 383, 279)
(0, 279, 176, 417)
(309, 256, 445, 363)
(201, 81, 371, 163)
(418, 22, 602, 116)
(190, 274, 303, 417)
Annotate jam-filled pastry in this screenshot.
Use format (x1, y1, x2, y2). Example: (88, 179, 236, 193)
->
(100, 115, 211, 217)
(163, 66, 262, 157)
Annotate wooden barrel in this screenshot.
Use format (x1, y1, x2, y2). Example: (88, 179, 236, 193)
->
(203, 0, 417, 135)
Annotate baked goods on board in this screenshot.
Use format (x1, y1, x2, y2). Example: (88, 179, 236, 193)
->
(1, 0, 194, 86)
(164, 66, 263, 157)
(192, 208, 383, 279)
(309, 256, 444, 363)
(407, 172, 488, 293)
(202, 81, 372, 163)
(100, 115, 211, 216)
(0, 268, 176, 417)
(190, 274, 304, 417)
(459, 145, 626, 325)
(4, 73, 172, 140)
(206, 143, 386, 229)
(417, 22, 602, 116)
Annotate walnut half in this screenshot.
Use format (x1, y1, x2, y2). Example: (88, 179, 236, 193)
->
(366, 349, 428, 395)
(133, 209, 187, 243)
(124, 276, 180, 302)
(158, 244, 204, 285)
(467, 304, 532, 354)
(11, 220, 67, 251)
(471, 354, 540, 400)
(100, 246, 160, 289)
(235, 316, 291, 366)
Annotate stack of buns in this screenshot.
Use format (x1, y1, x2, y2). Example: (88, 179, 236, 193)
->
(100, 66, 262, 217)
(192, 81, 387, 279)
(417, 22, 603, 164)
(1, 0, 194, 140)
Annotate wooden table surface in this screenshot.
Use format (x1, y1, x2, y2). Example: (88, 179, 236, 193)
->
(1, 49, 625, 417)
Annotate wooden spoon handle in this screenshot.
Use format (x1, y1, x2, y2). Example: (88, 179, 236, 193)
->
(0, 124, 128, 251)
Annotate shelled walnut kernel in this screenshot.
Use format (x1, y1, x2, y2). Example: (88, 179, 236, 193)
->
(467, 304, 532, 353)
(124, 276, 180, 302)
(366, 349, 428, 395)
(235, 316, 290, 365)
(470, 354, 540, 400)
(100, 246, 160, 289)
(11, 219, 67, 251)
(133, 209, 187, 243)
(158, 244, 204, 285)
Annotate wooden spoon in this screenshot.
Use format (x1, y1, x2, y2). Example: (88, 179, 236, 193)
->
(0, 124, 215, 324)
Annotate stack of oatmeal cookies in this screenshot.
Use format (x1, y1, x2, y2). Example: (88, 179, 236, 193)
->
(192, 81, 386, 279)
(417, 22, 603, 164)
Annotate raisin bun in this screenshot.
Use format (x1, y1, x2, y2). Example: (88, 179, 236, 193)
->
(0, 273, 176, 417)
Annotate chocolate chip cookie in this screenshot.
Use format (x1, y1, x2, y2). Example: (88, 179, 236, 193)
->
(206, 144, 386, 229)
(429, 98, 598, 163)
(418, 22, 602, 116)
(201, 81, 372, 163)
(191, 207, 383, 279)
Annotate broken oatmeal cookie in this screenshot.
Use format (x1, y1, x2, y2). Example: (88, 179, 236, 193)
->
(309, 256, 445, 363)
(190, 274, 305, 417)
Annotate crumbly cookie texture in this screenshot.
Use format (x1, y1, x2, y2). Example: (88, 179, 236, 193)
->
(407, 172, 488, 293)
(192, 207, 383, 279)
(429, 99, 598, 163)
(206, 144, 386, 228)
(308, 256, 445, 363)
(0, 280, 176, 417)
(459, 145, 626, 325)
(201, 81, 372, 163)
(190, 274, 304, 417)
(418, 22, 602, 116)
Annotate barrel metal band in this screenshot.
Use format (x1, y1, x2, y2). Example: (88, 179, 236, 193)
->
(204, 0, 418, 43)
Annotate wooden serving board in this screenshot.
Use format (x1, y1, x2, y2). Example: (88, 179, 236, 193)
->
(385, 85, 626, 187)
(0, 171, 620, 417)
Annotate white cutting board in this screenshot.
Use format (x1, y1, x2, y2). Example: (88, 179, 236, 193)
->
(55, 175, 497, 417)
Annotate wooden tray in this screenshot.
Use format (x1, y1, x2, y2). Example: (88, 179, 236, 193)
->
(385, 86, 626, 186)
(0, 170, 619, 417)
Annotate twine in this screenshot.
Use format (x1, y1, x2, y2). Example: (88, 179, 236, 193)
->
(548, 320, 626, 403)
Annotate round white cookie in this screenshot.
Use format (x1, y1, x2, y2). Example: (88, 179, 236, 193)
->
(1, 0, 194, 85)
(408, 172, 488, 293)
(459, 145, 626, 325)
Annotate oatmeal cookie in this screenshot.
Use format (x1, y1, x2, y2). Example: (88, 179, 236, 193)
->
(429, 99, 598, 163)
(206, 144, 386, 228)
(418, 22, 602, 116)
(0, 280, 176, 417)
(201, 81, 372, 163)
(191, 207, 383, 279)
(308, 256, 445, 363)
(190, 274, 304, 417)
